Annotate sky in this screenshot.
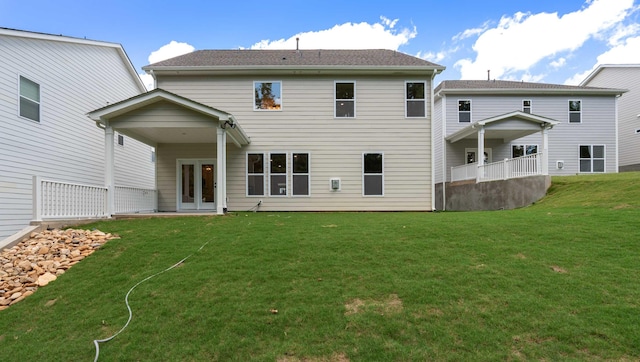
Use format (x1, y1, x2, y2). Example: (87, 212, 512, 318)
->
(1, 0, 639, 89)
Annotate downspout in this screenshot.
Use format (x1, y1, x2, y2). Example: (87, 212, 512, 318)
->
(430, 71, 437, 211)
(441, 94, 447, 211)
(615, 94, 620, 173)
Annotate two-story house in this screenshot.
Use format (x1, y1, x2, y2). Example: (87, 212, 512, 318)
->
(580, 64, 640, 171)
(0, 28, 155, 241)
(87, 49, 445, 214)
(433, 80, 626, 210)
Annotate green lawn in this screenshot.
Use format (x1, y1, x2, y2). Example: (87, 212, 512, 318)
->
(1, 173, 639, 361)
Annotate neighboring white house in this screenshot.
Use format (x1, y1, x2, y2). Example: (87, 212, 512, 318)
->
(88, 49, 445, 213)
(0, 28, 155, 240)
(433, 80, 627, 184)
(581, 64, 640, 171)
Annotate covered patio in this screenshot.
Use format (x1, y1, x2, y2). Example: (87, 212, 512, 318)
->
(87, 88, 250, 216)
(445, 111, 559, 183)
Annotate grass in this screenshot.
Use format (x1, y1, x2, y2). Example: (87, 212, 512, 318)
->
(1, 173, 639, 361)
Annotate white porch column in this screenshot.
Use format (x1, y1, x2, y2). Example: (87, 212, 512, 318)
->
(104, 125, 115, 216)
(541, 126, 549, 175)
(476, 125, 485, 182)
(216, 126, 226, 214)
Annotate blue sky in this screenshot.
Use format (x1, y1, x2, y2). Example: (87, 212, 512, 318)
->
(1, 0, 639, 87)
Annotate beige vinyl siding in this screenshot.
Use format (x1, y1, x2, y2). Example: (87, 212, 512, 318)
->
(0, 33, 153, 239)
(158, 74, 433, 211)
(156, 143, 217, 211)
(442, 94, 618, 179)
(583, 67, 640, 170)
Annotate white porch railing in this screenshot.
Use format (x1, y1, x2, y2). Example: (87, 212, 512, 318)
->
(451, 153, 543, 183)
(33, 176, 157, 221)
(114, 186, 157, 213)
(451, 162, 478, 182)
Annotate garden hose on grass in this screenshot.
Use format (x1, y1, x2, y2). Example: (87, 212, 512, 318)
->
(92, 241, 210, 362)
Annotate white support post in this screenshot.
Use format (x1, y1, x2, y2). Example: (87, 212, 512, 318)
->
(477, 126, 485, 182)
(503, 159, 509, 180)
(216, 126, 226, 215)
(32, 175, 42, 222)
(105, 125, 115, 217)
(542, 127, 549, 175)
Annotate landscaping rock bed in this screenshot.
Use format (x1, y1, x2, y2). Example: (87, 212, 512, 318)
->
(0, 228, 117, 310)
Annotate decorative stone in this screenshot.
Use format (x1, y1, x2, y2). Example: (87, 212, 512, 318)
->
(37, 272, 57, 287)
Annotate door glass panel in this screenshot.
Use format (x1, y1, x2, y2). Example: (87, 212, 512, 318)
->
(181, 165, 194, 203)
(202, 164, 214, 203)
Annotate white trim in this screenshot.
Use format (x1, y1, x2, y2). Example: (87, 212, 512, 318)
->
(253, 80, 283, 111)
(291, 152, 311, 197)
(334, 80, 356, 118)
(269, 152, 288, 197)
(362, 152, 384, 197)
(246, 152, 265, 197)
(458, 99, 471, 123)
(405, 80, 427, 118)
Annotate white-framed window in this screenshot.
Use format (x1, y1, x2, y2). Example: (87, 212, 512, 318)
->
(247, 153, 265, 196)
(335, 81, 355, 118)
(406, 81, 426, 117)
(269, 152, 287, 196)
(579, 145, 605, 173)
(19, 75, 40, 122)
(522, 100, 531, 114)
(254, 81, 282, 110)
(458, 99, 471, 122)
(292, 153, 310, 196)
(512, 144, 538, 158)
(569, 100, 581, 123)
(117, 134, 124, 146)
(363, 152, 383, 196)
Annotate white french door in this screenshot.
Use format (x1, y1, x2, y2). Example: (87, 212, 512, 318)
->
(177, 159, 215, 211)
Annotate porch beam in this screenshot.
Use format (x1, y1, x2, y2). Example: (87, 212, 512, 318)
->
(105, 125, 115, 216)
(216, 127, 226, 215)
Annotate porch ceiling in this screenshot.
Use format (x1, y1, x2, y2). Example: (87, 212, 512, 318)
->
(87, 88, 250, 147)
(446, 111, 559, 143)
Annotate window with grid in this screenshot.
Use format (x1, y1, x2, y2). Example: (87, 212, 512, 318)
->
(458, 100, 471, 122)
(247, 153, 265, 196)
(406, 82, 426, 117)
(579, 145, 604, 172)
(19, 76, 40, 122)
(335, 82, 355, 118)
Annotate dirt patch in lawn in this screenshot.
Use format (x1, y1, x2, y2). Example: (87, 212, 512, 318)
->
(277, 352, 349, 362)
(344, 294, 403, 316)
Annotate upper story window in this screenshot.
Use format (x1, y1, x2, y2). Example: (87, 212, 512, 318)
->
(522, 100, 531, 114)
(19, 76, 40, 122)
(569, 100, 581, 123)
(335, 82, 355, 118)
(254, 81, 282, 110)
(406, 82, 426, 117)
(458, 100, 471, 122)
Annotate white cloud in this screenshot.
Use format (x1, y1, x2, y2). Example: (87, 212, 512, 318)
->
(139, 73, 155, 91)
(452, 21, 491, 42)
(454, 0, 635, 80)
(250, 16, 416, 50)
(138, 41, 196, 91)
(148, 40, 195, 64)
(550, 58, 566, 68)
(565, 35, 640, 84)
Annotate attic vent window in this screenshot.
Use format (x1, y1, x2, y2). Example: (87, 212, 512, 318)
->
(117, 134, 124, 146)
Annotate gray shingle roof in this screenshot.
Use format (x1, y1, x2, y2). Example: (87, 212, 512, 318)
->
(144, 49, 443, 68)
(435, 79, 620, 93)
